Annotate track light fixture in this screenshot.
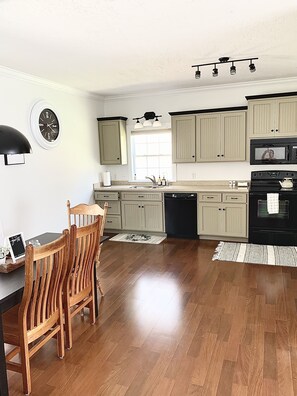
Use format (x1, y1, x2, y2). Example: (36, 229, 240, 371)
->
(133, 112, 162, 129)
(192, 56, 258, 79)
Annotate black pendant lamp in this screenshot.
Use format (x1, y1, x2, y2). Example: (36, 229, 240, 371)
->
(0, 125, 32, 155)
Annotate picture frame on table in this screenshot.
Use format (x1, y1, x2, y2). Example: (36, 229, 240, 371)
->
(6, 233, 26, 262)
(4, 154, 25, 166)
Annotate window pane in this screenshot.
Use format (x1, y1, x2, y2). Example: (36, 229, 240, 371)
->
(132, 131, 173, 181)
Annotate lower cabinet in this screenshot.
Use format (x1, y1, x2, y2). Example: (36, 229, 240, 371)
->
(94, 191, 122, 230)
(121, 201, 163, 232)
(198, 192, 247, 238)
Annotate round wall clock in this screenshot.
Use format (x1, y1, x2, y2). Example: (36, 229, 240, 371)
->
(30, 100, 61, 149)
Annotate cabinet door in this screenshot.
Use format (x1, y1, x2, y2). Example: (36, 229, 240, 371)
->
(221, 112, 246, 161)
(223, 204, 247, 237)
(98, 120, 127, 165)
(172, 116, 196, 162)
(198, 203, 220, 235)
(143, 202, 164, 232)
(276, 97, 297, 136)
(121, 201, 143, 230)
(196, 114, 221, 162)
(247, 100, 275, 137)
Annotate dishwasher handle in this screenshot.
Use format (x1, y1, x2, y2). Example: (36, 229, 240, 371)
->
(164, 193, 197, 200)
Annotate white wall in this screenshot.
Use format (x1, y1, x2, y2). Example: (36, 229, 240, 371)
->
(0, 69, 104, 240)
(103, 77, 297, 182)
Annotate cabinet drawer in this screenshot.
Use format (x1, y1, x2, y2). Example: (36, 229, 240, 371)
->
(94, 191, 119, 201)
(121, 192, 162, 201)
(199, 193, 222, 203)
(97, 200, 120, 215)
(223, 193, 247, 203)
(105, 215, 121, 230)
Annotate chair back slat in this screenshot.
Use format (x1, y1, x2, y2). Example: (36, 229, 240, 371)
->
(20, 231, 69, 332)
(67, 218, 101, 299)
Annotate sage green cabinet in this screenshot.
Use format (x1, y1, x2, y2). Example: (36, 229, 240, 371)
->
(247, 96, 297, 137)
(97, 117, 127, 165)
(198, 192, 247, 238)
(94, 191, 122, 230)
(171, 110, 246, 163)
(121, 192, 163, 232)
(196, 112, 246, 162)
(121, 201, 163, 232)
(172, 115, 196, 162)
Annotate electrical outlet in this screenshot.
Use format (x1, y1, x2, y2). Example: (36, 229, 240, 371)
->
(113, 173, 117, 180)
(192, 173, 196, 179)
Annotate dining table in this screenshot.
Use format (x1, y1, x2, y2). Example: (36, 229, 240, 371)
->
(0, 232, 109, 396)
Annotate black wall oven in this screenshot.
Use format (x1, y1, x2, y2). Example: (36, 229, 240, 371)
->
(249, 170, 297, 246)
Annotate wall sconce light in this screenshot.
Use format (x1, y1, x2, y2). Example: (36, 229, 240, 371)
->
(133, 112, 162, 129)
(192, 56, 258, 79)
(0, 125, 32, 164)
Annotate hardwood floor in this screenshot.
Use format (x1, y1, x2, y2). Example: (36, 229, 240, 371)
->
(7, 238, 297, 395)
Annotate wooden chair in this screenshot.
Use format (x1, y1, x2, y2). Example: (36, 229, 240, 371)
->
(63, 217, 102, 350)
(66, 199, 108, 296)
(2, 230, 69, 395)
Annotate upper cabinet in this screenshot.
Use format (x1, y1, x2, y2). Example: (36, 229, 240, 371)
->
(172, 115, 196, 162)
(97, 117, 128, 165)
(246, 93, 297, 138)
(196, 111, 246, 162)
(170, 107, 247, 163)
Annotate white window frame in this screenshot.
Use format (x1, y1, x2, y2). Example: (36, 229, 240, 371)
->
(129, 126, 176, 182)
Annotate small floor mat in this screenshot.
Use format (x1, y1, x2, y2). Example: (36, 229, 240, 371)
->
(109, 233, 166, 244)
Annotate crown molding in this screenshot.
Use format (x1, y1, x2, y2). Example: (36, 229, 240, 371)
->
(104, 76, 297, 101)
(0, 65, 103, 101)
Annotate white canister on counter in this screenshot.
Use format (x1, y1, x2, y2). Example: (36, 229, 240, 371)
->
(102, 171, 111, 187)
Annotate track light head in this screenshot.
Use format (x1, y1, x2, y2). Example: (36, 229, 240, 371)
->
(195, 68, 201, 79)
(249, 61, 256, 73)
(212, 65, 218, 77)
(230, 63, 236, 75)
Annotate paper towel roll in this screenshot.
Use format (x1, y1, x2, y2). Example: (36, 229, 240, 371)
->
(103, 171, 111, 187)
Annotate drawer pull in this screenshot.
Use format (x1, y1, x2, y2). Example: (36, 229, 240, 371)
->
(103, 195, 109, 198)
(230, 197, 238, 200)
(107, 220, 112, 223)
(138, 195, 144, 198)
(206, 196, 214, 199)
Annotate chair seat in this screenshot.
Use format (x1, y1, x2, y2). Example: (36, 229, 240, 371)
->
(2, 305, 20, 346)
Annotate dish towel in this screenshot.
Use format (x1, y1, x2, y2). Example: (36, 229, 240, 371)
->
(267, 193, 279, 214)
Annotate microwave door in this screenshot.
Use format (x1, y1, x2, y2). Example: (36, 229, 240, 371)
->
(251, 145, 288, 164)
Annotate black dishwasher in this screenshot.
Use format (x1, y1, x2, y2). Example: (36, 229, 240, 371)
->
(164, 193, 198, 239)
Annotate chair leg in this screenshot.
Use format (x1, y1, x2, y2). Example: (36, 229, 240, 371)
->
(57, 309, 65, 359)
(89, 291, 96, 325)
(63, 297, 73, 350)
(19, 340, 31, 395)
(97, 278, 104, 297)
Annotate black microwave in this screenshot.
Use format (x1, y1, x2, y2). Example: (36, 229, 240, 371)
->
(250, 138, 297, 165)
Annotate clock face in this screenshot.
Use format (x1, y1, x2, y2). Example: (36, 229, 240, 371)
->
(30, 100, 61, 149)
(39, 108, 60, 142)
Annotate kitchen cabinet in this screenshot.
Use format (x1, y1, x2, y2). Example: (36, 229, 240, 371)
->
(94, 191, 122, 230)
(171, 115, 196, 162)
(247, 95, 297, 137)
(97, 117, 128, 165)
(198, 192, 247, 238)
(121, 192, 164, 232)
(196, 111, 246, 162)
(170, 107, 247, 163)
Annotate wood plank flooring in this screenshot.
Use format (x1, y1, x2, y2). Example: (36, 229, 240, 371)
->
(7, 238, 297, 395)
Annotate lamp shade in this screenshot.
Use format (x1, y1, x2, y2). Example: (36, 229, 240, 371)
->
(0, 125, 32, 155)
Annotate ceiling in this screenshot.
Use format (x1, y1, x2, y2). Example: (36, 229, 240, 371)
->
(0, 0, 297, 97)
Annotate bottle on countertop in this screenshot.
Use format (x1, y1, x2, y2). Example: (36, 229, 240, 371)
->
(161, 176, 166, 186)
(157, 176, 162, 186)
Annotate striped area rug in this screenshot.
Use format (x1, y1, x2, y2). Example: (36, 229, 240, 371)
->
(212, 241, 297, 267)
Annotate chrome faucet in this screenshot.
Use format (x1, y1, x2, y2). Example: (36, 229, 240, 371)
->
(145, 175, 157, 186)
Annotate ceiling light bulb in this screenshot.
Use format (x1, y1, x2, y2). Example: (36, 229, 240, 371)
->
(230, 63, 236, 75)
(212, 65, 218, 77)
(249, 61, 256, 73)
(153, 117, 162, 127)
(143, 119, 153, 127)
(134, 119, 143, 129)
(195, 69, 201, 79)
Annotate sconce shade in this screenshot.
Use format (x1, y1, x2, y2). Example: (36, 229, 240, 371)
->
(0, 125, 32, 155)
